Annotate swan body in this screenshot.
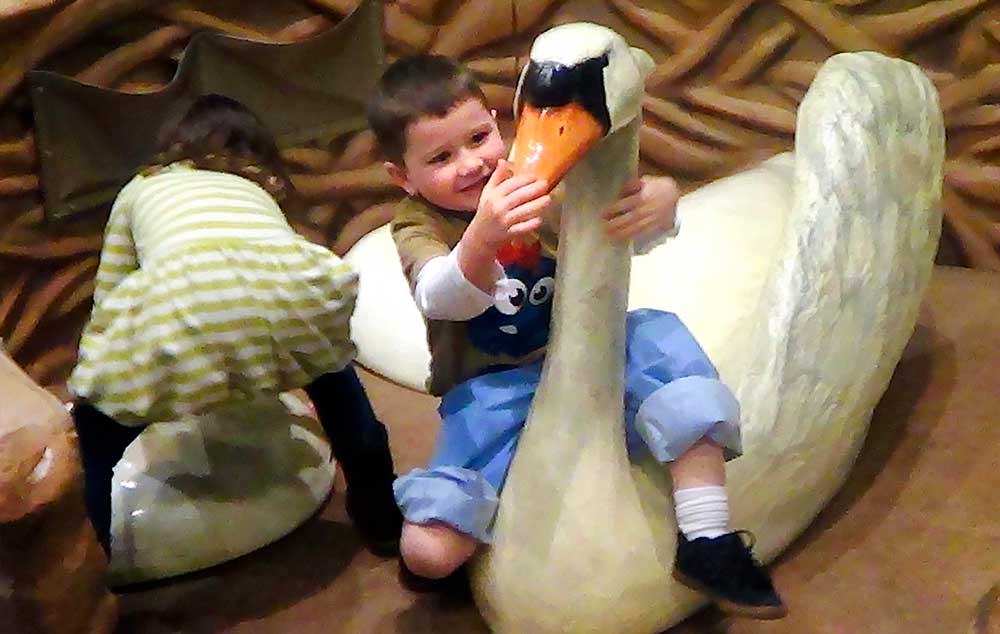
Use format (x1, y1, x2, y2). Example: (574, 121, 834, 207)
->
(345, 29, 943, 632)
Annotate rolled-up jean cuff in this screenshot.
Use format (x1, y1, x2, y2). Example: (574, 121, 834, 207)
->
(393, 465, 499, 542)
(635, 375, 742, 462)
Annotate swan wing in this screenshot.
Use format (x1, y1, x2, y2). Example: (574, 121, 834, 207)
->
(726, 51, 944, 561)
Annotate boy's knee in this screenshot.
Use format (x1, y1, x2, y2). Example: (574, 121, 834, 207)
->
(400, 521, 477, 579)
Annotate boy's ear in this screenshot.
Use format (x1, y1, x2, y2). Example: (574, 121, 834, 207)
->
(384, 161, 416, 196)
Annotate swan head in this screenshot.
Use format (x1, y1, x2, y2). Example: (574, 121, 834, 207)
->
(510, 23, 654, 189)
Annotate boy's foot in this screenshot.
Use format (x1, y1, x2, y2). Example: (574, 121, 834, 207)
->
(345, 476, 403, 557)
(673, 530, 787, 620)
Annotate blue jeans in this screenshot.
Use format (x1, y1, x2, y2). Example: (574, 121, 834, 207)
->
(394, 309, 741, 541)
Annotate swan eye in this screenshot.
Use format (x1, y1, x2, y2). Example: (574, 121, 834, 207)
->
(521, 56, 611, 133)
(494, 279, 528, 315)
(529, 277, 555, 305)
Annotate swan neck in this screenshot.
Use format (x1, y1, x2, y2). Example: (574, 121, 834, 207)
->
(536, 120, 640, 417)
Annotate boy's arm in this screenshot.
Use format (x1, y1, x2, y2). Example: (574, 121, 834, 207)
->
(391, 209, 500, 322)
(632, 214, 680, 255)
(414, 246, 500, 320)
(457, 159, 549, 290)
(455, 233, 505, 293)
(602, 175, 681, 255)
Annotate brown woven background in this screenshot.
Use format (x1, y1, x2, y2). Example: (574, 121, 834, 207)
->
(1, 0, 998, 387)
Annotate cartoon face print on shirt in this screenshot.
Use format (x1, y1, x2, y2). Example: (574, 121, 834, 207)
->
(467, 256, 556, 358)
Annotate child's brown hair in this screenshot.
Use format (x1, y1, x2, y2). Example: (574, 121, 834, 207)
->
(149, 93, 292, 201)
(367, 55, 488, 164)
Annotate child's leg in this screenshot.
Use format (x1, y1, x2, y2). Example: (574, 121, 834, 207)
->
(395, 363, 542, 582)
(305, 366, 401, 554)
(667, 440, 788, 617)
(306, 366, 395, 484)
(623, 309, 785, 619)
(400, 520, 478, 579)
(71, 401, 145, 555)
(669, 438, 730, 539)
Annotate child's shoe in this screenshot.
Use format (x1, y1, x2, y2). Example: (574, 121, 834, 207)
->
(673, 530, 787, 620)
(345, 475, 404, 556)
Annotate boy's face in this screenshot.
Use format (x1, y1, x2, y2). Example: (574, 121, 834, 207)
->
(387, 97, 506, 212)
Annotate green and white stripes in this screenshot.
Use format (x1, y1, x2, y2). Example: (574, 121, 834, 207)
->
(70, 164, 357, 425)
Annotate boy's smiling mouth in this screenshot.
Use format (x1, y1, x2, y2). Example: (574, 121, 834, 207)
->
(456, 173, 489, 193)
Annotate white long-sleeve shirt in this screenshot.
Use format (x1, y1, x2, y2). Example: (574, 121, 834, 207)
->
(413, 216, 680, 321)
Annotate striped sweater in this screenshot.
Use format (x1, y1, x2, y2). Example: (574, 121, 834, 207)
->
(95, 163, 296, 301)
(70, 162, 357, 424)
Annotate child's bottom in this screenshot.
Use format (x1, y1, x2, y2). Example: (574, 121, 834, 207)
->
(73, 365, 394, 553)
(394, 309, 742, 553)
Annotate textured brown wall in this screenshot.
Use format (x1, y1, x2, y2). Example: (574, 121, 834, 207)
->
(1, 0, 998, 386)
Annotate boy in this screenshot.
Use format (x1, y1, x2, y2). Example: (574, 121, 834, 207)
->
(367, 54, 785, 619)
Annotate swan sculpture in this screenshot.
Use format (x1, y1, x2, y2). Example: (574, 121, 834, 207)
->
(345, 23, 943, 633)
(473, 25, 943, 633)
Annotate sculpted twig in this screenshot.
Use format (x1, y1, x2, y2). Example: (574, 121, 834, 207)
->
(639, 123, 729, 176)
(332, 201, 394, 255)
(777, 0, 885, 53)
(720, 22, 798, 85)
(607, 0, 691, 48)
(647, 0, 757, 88)
(681, 86, 797, 135)
(0, 0, 159, 104)
(642, 95, 743, 147)
(76, 25, 189, 86)
(854, 0, 990, 53)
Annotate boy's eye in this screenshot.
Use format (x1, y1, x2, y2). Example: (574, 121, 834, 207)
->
(470, 131, 489, 145)
(429, 151, 450, 164)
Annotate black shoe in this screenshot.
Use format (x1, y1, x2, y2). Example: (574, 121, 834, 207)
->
(397, 559, 470, 596)
(344, 476, 403, 557)
(673, 530, 787, 620)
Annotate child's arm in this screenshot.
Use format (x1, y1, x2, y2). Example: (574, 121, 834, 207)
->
(392, 210, 497, 321)
(458, 160, 549, 290)
(392, 160, 549, 321)
(602, 175, 681, 254)
(412, 246, 498, 320)
(92, 177, 142, 305)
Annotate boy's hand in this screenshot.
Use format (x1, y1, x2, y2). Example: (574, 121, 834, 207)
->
(458, 159, 550, 292)
(466, 159, 550, 252)
(602, 175, 680, 243)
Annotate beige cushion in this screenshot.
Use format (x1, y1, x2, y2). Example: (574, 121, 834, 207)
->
(107, 393, 336, 586)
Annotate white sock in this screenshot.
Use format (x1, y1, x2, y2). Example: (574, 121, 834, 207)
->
(674, 485, 730, 540)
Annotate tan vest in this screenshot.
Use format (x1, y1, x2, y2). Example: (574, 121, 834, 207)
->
(391, 196, 558, 396)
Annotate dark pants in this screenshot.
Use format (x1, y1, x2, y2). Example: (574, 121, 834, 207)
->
(73, 366, 395, 553)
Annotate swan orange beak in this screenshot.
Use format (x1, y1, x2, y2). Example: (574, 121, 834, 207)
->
(510, 103, 605, 192)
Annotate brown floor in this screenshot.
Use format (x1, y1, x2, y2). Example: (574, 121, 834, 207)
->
(115, 267, 1000, 634)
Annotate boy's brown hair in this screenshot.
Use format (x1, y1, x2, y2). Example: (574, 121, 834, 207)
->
(367, 55, 488, 164)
